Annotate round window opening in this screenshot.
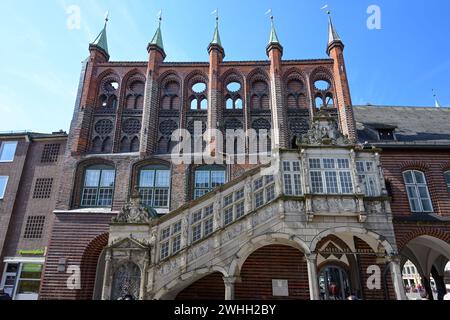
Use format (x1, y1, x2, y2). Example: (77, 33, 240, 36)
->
(314, 80, 330, 91)
(192, 82, 207, 93)
(104, 81, 119, 92)
(227, 82, 241, 92)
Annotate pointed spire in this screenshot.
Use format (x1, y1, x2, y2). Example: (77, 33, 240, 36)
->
(210, 10, 223, 47)
(266, 11, 283, 56)
(208, 9, 225, 58)
(433, 89, 442, 108)
(90, 12, 109, 57)
(150, 12, 164, 51)
(268, 15, 281, 45)
(326, 10, 344, 55)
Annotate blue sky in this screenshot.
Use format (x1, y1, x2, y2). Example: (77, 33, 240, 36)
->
(0, 0, 449, 133)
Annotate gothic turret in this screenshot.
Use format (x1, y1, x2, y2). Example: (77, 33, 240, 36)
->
(326, 12, 344, 56)
(89, 15, 110, 62)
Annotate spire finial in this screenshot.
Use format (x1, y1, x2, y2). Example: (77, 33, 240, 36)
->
(209, 9, 223, 51)
(149, 10, 165, 52)
(90, 12, 110, 57)
(104, 11, 109, 27)
(266, 9, 281, 46)
(324, 5, 343, 55)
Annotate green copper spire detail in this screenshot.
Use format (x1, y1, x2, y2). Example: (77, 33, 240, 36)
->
(327, 12, 342, 46)
(91, 14, 109, 55)
(210, 16, 223, 48)
(268, 16, 280, 45)
(150, 15, 164, 51)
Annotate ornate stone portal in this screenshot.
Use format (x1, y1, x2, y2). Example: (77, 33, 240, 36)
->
(101, 191, 156, 300)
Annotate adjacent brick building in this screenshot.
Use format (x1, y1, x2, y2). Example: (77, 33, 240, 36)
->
(0, 131, 67, 299)
(0, 14, 448, 301)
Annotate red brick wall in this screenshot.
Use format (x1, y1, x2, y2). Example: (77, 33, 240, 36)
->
(40, 213, 113, 300)
(176, 272, 225, 300)
(235, 245, 310, 300)
(380, 150, 450, 217)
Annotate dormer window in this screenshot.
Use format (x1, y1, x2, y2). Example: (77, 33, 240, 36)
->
(378, 129, 395, 141)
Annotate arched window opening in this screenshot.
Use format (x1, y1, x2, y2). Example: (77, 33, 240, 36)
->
(92, 137, 102, 154)
(298, 94, 307, 108)
(125, 95, 135, 109)
(261, 95, 270, 110)
(200, 99, 208, 110)
(120, 137, 130, 153)
(235, 98, 243, 110)
(134, 95, 144, 109)
(190, 99, 198, 110)
(194, 166, 226, 199)
(226, 98, 234, 110)
(287, 94, 297, 108)
(101, 137, 112, 153)
(138, 165, 171, 208)
(81, 165, 115, 208)
(315, 97, 324, 110)
(403, 170, 433, 213)
(130, 137, 139, 153)
(324, 95, 334, 108)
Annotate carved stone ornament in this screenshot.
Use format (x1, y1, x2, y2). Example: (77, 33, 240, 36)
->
(113, 187, 159, 224)
(298, 110, 351, 146)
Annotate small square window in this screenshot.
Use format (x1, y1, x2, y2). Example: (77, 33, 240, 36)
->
(0, 141, 18, 162)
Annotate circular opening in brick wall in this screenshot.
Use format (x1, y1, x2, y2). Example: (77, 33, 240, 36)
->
(104, 81, 119, 92)
(192, 82, 207, 93)
(314, 80, 330, 91)
(227, 82, 241, 92)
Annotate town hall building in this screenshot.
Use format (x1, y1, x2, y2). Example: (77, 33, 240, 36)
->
(0, 13, 449, 300)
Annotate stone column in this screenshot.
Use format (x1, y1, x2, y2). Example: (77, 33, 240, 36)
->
(139, 255, 149, 300)
(223, 277, 240, 300)
(306, 254, 320, 300)
(101, 249, 112, 300)
(389, 255, 407, 300)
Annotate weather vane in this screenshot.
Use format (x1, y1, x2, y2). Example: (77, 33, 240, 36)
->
(321, 4, 331, 15)
(212, 9, 219, 21)
(265, 9, 274, 20)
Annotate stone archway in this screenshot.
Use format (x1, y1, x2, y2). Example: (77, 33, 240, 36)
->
(401, 235, 450, 300)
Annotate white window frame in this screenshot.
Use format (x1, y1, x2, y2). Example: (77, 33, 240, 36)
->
(0, 176, 8, 199)
(191, 205, 214, 244)
(223, 189, 246, 226)
(283, 160, 303, 196)
(159, 220, 182, 261)
(309, 158, 354, 195)
(356, 161, 379, 197)
(403, 170, 433, 213)
(0, 141, 18, 163)
(254, 175, 276, 209)
(138, 166, 171, 209)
